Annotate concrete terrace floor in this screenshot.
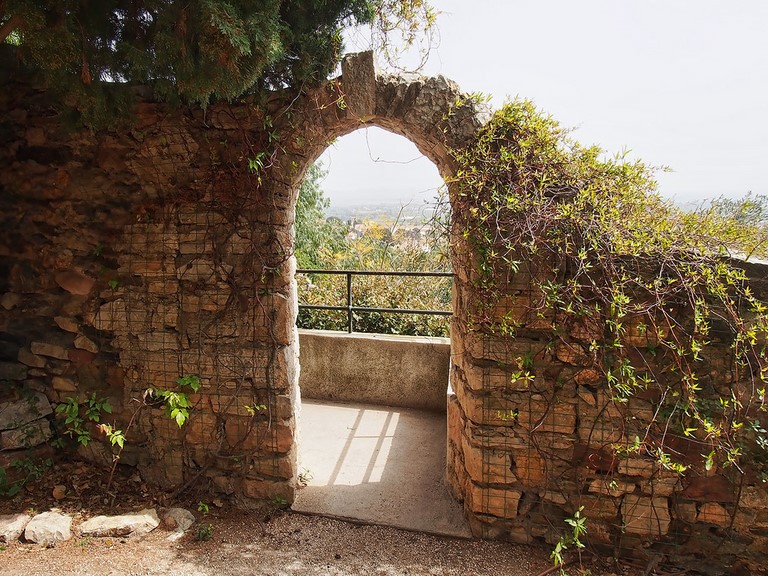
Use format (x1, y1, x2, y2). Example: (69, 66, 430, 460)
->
(293, 399, 472, 539)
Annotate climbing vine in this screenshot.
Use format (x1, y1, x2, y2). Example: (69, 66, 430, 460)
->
(450, 99, 768, 479)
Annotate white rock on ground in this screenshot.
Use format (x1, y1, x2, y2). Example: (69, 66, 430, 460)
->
(24, 511, 73, 545)
(163, 508, 196, 541)
(79, 508, 160, 538)
(0, 513, 31, 543)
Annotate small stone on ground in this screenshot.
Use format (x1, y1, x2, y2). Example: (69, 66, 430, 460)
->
(0, 513, 30, 543)
(163, 507, 196, 541)
(24, 511, 72, 545)
(79, 508, 159, 538)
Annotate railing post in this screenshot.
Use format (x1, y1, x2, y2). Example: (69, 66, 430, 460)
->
(346, 271, 353, 333)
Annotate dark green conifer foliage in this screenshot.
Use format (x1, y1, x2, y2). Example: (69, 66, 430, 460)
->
(0, 0, 408, 122)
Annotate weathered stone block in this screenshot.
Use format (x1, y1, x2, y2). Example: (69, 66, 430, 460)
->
(0, 419, 52, 449)
(464, 420, 527, 451)
(447, 395, 465, 445)
(54, 269, 95, 295)
(569, 317, 603, 342)
(181, 291, 230, 313)
(456, 331, 545, 365)
(147, 280, 179, 295)
(673, 500, 698, 523)
(17, 348, 45, 368)
(460, 362, 534, 393)
(178, 235, 213, 255)
(461, 433, 513, 485)
(0, 361, 27, 380)
(212, 475, 236, 495)
(1, 293, 21, 310)
(224, 416, 293, 454)
(176, 208, 226, 227)
(739, 485, 768, 509)
(577, 494, 620, 522)
(509, 449, 547, 488)
(0, 392, 52, 430)
(137, 331, 179, 352)
(79, 509, 160, 538)
(621, 494, 670, 537)
(30, 341, 69, 360)
(241, 478, 294, 504)
(68, 349, 96, 365)
(555, 342, 591, 366)
(52, 376, 77, 392)
(0, 513, 31, 543)
(697, 502, 731, 526)
(119, 257, 167, 276)
(249, 451, 294, 480)
(53, 316, 79, 333)
(209, 392, 285, 418)
(468, 483, 521, 519)
(618, 458, 656, 478)
(577, 389, 624, 444)
(517, 398, 576, 435)
(341, 51, 376, 121)
(74, 334, 98, 353)
(682, 475, 735, 502)
(540, 490, 568, 505)
(92, 300, 127, 332)
(639, 473, 680, 497)
(24, 511, 72, 545)
(175, 256, 229, 282)
(452, 380, 513, 426)
(589, 477, 636, 497)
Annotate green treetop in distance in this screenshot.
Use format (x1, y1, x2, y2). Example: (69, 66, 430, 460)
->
(294, 161, 348, 269)
(0, 0, 434, 121)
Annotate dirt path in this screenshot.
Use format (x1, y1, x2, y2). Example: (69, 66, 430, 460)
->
(0, 510, 637, 576)
(0, 460, 641, 576)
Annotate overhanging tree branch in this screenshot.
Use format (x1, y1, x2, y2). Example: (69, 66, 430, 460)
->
(0, 14, 20, 44)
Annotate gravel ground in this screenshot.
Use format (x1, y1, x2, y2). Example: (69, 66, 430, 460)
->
(0, 509, 640, 576)
(0, 460, 645, 576)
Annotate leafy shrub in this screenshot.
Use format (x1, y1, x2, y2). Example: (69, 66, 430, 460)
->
(451, 98, 767, 478)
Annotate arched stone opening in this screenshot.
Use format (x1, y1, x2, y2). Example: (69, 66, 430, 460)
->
(265, 51, 486, 531)
(289, 123, 460, 533)
(4, 49, 768, 569)
(0, 49, 485, 515)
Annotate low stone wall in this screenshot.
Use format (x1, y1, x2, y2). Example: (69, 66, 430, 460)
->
(445, 256, 768, 575)
(298, 330, 450, 412)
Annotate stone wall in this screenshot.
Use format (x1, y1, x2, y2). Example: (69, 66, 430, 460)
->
(0, 55, 301, 502)
(298, 330, 450, 412)
(446, 255, 768, 574)
(0, 50, 482, 507)
(2, 47, 767, 574)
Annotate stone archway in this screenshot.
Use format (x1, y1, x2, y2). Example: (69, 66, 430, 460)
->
(0, 48, 486, 516)
(269, 52, 484, 207)
(263, 50, 486, 523)
(5, 48, 768, 566)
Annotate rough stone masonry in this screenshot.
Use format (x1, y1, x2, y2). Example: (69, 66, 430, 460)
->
(1, 48, 767, 574)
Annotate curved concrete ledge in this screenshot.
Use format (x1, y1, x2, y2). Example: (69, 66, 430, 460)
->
(298, 329, 450, 412)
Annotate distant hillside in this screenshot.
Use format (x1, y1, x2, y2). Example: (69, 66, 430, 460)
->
(327, 201, 439, 223)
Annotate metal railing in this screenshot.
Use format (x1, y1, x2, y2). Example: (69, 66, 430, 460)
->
(296, 269, 453, 333)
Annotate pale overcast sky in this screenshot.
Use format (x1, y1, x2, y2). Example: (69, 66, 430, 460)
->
(319, 0, 768, 208)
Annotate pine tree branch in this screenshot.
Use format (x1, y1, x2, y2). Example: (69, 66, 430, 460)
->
(0, 14, 20, 44)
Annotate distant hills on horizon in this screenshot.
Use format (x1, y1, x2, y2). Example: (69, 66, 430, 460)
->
(327, 197, 750, 225)
(327, 201, 441, 223)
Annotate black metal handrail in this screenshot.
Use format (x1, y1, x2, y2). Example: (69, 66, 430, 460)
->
(296, 269, 453, 333)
